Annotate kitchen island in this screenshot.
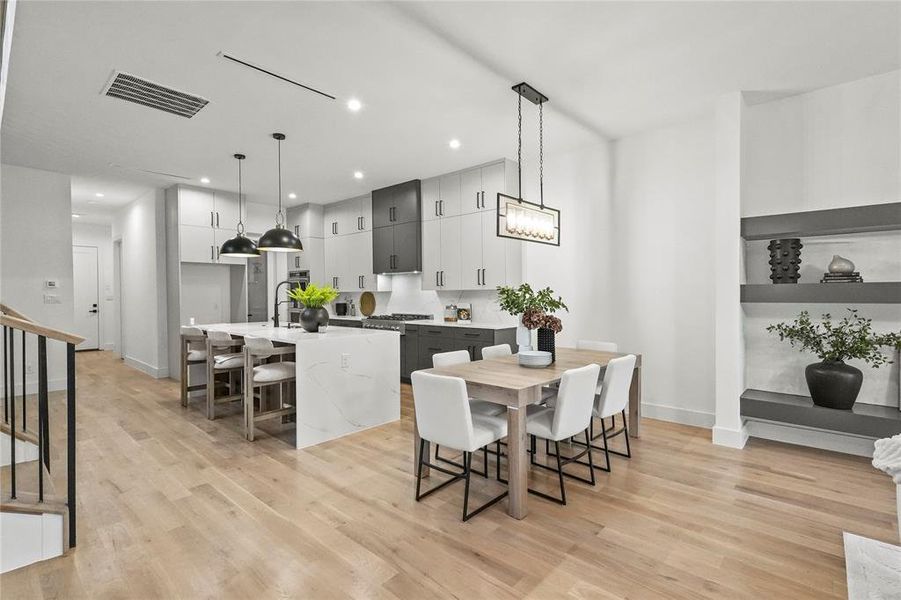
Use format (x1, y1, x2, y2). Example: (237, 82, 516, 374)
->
(196, 322, 400, 448)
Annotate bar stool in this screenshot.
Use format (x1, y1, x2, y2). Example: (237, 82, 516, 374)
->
(412, 371, 508, 521)
(242, 336, 297, 442)
(180, 326, 207, 408)
(205, 330, 245, 420)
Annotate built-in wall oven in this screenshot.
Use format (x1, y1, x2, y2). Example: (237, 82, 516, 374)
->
(286, 270, 310, 324)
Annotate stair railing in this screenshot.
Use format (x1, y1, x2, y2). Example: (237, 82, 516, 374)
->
(1, 303, 83, 549)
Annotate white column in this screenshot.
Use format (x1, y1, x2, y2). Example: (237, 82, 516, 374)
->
(712, 92, 748, 448)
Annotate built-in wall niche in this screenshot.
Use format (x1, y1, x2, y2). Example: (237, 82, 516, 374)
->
(179, 263, 247, 325)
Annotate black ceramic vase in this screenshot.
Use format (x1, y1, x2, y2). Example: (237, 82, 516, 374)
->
(300, 307, 330, 333)
(537, 328, 556, 363)
(805, 361, 863, 410)
(767, 238, 803, 283)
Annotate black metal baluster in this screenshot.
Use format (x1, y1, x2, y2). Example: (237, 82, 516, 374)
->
(38, 335, 50, 502)
(66, 343, 76, 548)
(8, 329, 16, 499)
(21, 331, 26, 431)
(3, 325, 8, 423)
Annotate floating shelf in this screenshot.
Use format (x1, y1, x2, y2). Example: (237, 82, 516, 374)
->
(741, 282, 901, 304)
(741, 202, 901, 241)
(741, 389, 901, 439)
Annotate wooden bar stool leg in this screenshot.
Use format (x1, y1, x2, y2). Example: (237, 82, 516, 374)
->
(181, 337, 189, 407)
(206, 339, 215, 420)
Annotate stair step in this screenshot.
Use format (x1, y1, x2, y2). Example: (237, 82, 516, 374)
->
(0, 421, 39, 446)
(0, 460, 59, 499)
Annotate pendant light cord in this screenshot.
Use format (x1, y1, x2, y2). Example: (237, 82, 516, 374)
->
(236, 156, 245, 235)
(539, 101, 544, 209)
(517, 92, 523, 202)
(276, 137, 285, 227)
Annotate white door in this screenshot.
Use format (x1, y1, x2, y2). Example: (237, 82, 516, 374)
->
(72, 246, 100, 350)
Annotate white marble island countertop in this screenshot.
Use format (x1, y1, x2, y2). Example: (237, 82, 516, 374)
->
(196, 321, 398, 343)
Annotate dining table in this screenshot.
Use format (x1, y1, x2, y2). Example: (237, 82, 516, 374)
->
(414, 347, 642, 519)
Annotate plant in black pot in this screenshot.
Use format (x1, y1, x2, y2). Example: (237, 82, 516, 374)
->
(287, 283, 339, 333)
(767, 309, 901, 410)
(498, 283, 568, 360)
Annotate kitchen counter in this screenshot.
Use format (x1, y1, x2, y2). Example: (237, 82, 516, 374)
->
(195, 322, 399, 448)
(409, 320, 517, 330)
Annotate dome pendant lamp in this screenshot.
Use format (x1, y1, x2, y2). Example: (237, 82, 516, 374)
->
(219, 153, 261, 258)
(258, 132, 303, 252)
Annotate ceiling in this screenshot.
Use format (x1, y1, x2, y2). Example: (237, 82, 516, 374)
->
(3, 1, 898, 207)
(70, 176, 155, 224)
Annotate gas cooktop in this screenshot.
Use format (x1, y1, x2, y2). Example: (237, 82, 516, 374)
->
(365, 313, 431, 321)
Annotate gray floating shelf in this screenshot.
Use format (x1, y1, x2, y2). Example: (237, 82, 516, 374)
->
(741, 389, 901, 439)
(741, 282, 901, 304)
(741, 202, 901, 241)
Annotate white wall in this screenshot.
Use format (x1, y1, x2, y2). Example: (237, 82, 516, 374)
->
(610, 116, 718, 427)
(112, 188, 169, 378)
(742, 72, 901, 408)
(71, 222, 115, 350)
(0, 163, 73, 391)
(743, 70, 899, 215)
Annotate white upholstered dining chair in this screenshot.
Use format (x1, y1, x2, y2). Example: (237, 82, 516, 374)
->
(412, 371, 508, 521)
(480, 344, 513, 360)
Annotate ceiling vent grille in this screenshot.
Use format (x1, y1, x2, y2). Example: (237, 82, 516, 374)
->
(103, 71, 209, 118)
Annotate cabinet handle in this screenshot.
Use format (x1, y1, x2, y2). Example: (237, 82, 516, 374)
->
(476, 192, 480, 209)
(210, 245, 214, 261)
(210, 211, 214, 227)
(481, 191, 486, 208)
(476, 268, 480, 285)
(436, 271, 439, 287)
(216, 246, 220, 260)
(295, 256, 299, 268)
(216, 212, 219, 228)
(439, 200, 444, 216)
(440, 270, 445, 286)
(294, 225, 299, 236)
(481, 268, 486, 285)
(435, 201, 439, 217)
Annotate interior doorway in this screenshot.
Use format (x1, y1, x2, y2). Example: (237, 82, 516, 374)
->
(72, 245, 100, 350)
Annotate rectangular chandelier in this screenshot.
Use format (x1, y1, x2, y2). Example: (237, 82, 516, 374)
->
(496, 193, 560, 246)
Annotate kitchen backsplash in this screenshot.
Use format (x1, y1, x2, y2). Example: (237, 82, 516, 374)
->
(332, 273, 517, 324)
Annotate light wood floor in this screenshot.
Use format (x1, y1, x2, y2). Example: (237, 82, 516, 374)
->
(1, 351, 897, 599)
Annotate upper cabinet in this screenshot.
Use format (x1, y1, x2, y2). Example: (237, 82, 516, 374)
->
(421, 160, 522, 291)
(178, 188, 216, 227)
(323, 195, 371, 236)
(371, 180, 422, 274)
(245, 201, 274, 236)
(372, 180, 421, 229)
(171, 185, 246, 266)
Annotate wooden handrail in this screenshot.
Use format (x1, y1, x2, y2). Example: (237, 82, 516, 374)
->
(0, 314, 84, 345)
(0, 302, 34, 322)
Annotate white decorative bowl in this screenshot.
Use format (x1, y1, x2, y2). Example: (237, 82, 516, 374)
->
(518, 350, 552, 368)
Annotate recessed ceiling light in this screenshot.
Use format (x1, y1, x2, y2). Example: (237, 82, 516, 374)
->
(346, 98, 362, 112)
(449, 139, 461, 149)
(288, 192, 297, 200)
(95, 192, 104, 198)
(72, 213, 81, 218)
(353, 171, 364, 180)
(200, 177, 210, 184)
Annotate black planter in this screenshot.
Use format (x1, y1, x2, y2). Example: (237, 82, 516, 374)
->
(805, 361, 863, 410)
(300, 307, 330, 333)
(767, 238, 803, 284)
(537, 328, 556, 363)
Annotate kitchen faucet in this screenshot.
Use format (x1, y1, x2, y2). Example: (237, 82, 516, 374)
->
(272, 280, 293, 328)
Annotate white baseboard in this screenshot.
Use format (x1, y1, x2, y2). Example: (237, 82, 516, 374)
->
(642, 402, 715, 428)
(745, 418, 876, 458)
(124, 356, 169, 379)
(712, 422, 749, 448)
(101, 342, 115, 351)
(12, 378, 67, 395)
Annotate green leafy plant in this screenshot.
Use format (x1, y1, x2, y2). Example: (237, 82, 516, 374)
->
(287, 283, 339, 309)
(496, 283, 568, 316)
(767, 309, 901, 366)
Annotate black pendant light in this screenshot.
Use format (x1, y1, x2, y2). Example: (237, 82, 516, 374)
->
(258, 132, 303, 252)
(219, 153, 261, 257)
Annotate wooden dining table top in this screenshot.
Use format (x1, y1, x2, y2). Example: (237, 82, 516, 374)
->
(422, 347, 642, 392)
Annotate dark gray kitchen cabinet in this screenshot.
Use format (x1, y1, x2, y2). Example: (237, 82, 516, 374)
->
(404, 325, 516, 377)
(372, 180, 421, 228)
(417, 335, 456, 371)
(372, 226, 394, 274)
(371, 180, 422, 274)
(401, 325, 420, 380)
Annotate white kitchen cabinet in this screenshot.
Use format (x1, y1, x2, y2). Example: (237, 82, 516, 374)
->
(213, 191, 239, 231)
(245, 201, 274, 236)
(460, 168, 483, 215)
(178, 188, 216, 227)
(480, 212, 507, 288)
(438, 173, 461, 218)
(479, 161, 507, 212)
(421, 177, 440, 222)
(460, 212, 482, 289)
(214, 229, 247, 265)
(344, 231, 374, 291)
(324, 235, 349, 290)
(357, 194, 372, 232)
(421, 219, 441, 290)
(323, 202, 343, 236)
(179, 224, 216, 263)
(439, 216, 462, 290)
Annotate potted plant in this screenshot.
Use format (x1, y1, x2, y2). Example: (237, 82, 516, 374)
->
(497, 283, 568, 355)
(767, 309, 901, 409)
(287, 283, 339, 333)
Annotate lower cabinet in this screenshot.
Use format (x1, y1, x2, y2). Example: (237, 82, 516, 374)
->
(405, 325, 516, 377)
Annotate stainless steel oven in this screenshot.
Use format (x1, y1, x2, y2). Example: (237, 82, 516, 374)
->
(287, 270, 310, 324)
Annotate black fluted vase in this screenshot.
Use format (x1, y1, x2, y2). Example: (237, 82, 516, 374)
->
(767, 238, 803, 283)
(537, 328, 556, 363)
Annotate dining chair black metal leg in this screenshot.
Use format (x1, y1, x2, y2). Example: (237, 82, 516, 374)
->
(496, 440, 502, 480)
(622, 409, 632, 458)
(585, 428, 596, 485)
(555, 441, 566, 505)
(482, 446, 489, 478)
(461, 452, 472, 521)
(415, 438, 426, 499)
(530, 435, 538, 466)
(600, 421, 611, 472)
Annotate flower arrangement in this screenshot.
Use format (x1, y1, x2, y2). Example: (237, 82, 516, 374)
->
(497, 283, 568, 332)
(287, 283, 339, 309)
(767, 309, 900, 366)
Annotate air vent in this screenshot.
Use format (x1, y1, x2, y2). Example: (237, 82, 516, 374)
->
(102, 71, 209, 118)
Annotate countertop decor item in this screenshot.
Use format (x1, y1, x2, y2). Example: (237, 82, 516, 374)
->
(496, 82, 560, 246)
(829, 254, 856, 274)
(767, 238, 802, 283)
(767, 309, 901, 409)
(497, 283, 568, 352)
(258, 133, 304, 252)
(518, 350, 553, 368)
(359, 292, 376, 317)
(219, 153, 261, 257)
(456, 304, 472, 324)
(288, 283, 339, 333)
(444, 304, 458, 322)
